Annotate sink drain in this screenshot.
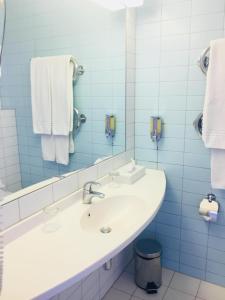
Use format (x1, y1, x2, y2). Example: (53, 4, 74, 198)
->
(100, 226, 112, 234)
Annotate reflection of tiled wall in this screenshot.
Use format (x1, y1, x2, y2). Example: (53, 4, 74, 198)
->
(0, 110, 21, 193)
(126, 8, 136, 156)
(1, 0, 126, 188)
(135, 0, 225, 287)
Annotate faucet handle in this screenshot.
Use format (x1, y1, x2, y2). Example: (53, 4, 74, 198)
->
(83, 181, 101, 192)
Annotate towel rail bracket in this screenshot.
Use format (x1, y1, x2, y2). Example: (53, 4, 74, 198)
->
(74, 108, 86, 130)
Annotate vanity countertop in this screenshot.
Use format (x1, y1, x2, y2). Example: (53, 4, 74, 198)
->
(1, 169, 166, 300)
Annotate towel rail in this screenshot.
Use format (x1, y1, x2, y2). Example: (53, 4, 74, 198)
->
(194, 47, 209, 136)
(30, 56, 85, 81)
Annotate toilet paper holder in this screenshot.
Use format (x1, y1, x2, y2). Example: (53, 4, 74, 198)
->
(199, 193, 220, 222)
(207, 193, 217, 203)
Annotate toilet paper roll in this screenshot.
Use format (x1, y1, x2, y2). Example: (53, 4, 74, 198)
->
(199, 198, 219, 222)
(208, 211, 218, 222)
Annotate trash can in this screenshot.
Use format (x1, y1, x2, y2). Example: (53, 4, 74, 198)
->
(134, 239, 162, 294)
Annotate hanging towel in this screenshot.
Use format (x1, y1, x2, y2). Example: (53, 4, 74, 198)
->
(211, 149, 225, 189)
(41, 135, 56, 162)
(41, 135, 72, 165)
(203, 38, 225, 148)
(31, 55, 75, 165)
(49, 55, 74, 135)
(30, 58, 52, 134)
(46, 55, 75, 164)
(202, 38, 225, 189)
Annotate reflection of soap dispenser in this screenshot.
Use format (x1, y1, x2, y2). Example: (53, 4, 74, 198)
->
(105, 114, 116, 139)
(150, 116, 162, 144)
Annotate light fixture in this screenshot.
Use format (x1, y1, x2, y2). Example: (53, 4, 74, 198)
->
(91, 0, 144, 11)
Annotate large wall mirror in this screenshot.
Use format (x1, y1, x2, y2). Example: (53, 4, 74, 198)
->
(0, 0, 127, 203)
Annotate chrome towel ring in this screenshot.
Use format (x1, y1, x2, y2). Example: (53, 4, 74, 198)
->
(198, 46, 210, 75)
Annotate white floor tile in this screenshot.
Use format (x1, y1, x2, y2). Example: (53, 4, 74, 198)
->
(197, 281, 225, 300)
(103, 288, 131, 300)
(170, 272, 200, 296)
(162, 268, 174, 287)
(163, 288, 195, 300)
(113, 272, 136, 295)
(133, 285, 167, 300)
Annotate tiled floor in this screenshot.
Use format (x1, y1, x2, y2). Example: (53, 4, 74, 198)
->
(103, 262, 225, 300)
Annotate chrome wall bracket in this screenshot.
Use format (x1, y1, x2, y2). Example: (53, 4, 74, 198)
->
(193, 113, 203, 137)
(73, 108, 87, 130)
(198, 47, 210, 75)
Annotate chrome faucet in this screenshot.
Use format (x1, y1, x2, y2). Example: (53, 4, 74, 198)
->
(82, 181, 105, 204)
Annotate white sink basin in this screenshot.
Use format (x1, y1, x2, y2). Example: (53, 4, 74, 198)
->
(80, 195, 146, 233)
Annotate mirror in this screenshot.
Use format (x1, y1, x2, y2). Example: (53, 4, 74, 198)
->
(0, 0, 127, 202)
(0, 0, 5, 72)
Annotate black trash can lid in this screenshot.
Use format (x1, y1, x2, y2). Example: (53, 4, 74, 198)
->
(135, 239, 162, 259)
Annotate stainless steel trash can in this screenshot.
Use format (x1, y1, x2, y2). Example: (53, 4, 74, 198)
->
(134, 239, 162, 294)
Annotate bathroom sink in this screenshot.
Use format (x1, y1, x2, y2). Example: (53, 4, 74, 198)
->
(80, 195, 146, 233)
(2, 169, 166, 300)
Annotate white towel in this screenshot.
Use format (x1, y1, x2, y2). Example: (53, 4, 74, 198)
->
(203, 38, 225, 148)
(47, 55, 75, 165)
(49, 55, 74, 135)
(202, 38, 225, 189)
(41, 135, 72, 165)
(31, 58, 52, 134)
(31, 55, 75, 165)
(211, 149, 225, 189)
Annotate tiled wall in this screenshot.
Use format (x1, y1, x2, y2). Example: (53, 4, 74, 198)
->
(0, 110, 21, 194)
(1, 0, 126, 188)
(135, 0, 225, 287)
(49, 245, 133, 300)
(126, 8, 136, 156)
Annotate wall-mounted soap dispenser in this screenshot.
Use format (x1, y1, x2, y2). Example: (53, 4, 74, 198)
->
(105, 114, 116, 139)
(150, 117, 162, 146)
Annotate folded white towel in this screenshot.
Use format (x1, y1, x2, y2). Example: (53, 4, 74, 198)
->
(31, 58, 52, 134)
(202, 38, 225, 189)
(203, 38, 225, 149)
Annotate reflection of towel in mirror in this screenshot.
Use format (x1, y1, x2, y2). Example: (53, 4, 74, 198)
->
(31, 57, 51, 134)
(202, 38, 225, 189)
(31, 55, 75, 165)
(41, 134, 74, 165)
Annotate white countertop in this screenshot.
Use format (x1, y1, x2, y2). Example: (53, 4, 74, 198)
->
(1, 169, 166, 300)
